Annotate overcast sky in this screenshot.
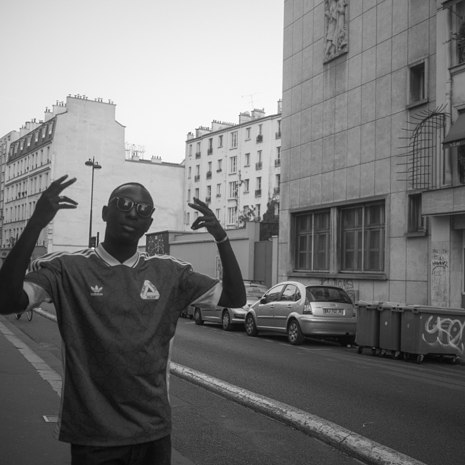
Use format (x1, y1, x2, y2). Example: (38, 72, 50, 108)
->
(0, 0, 284, 164)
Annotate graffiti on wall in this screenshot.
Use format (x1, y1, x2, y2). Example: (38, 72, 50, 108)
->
(431, 249, 449, 308)
(319, 278, 357, 301)
(422, 315, 465, 355)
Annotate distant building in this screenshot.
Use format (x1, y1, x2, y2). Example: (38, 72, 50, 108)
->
(280, 0, 465, 307)
(184, 102, 282, 231)
(1, 95, 185, 258)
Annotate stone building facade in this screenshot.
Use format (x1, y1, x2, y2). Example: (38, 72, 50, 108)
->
(280, 0, 465, 307)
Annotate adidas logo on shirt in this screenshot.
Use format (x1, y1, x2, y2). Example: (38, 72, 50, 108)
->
(90, 285, 103, 296)
(140, 280, 160, 300)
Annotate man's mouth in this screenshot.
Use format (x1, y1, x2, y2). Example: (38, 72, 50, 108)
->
(121, 224, 137, 233)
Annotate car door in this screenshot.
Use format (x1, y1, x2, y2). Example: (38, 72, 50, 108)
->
(273, 284, 301, 330)
(254, 284, 285, 328)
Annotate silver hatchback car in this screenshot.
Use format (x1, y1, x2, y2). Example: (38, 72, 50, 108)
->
(245, 281, 357, 345)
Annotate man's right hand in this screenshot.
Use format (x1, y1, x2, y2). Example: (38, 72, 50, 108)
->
(30, 175, 78, 228)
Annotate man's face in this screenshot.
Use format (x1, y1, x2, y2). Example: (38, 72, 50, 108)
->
(102, 185, 154, 245)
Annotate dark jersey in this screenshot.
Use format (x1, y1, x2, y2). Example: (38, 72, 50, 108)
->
(24, 244, 220, 445)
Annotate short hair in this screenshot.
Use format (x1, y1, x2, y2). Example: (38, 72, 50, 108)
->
(108, 182, 153, 204)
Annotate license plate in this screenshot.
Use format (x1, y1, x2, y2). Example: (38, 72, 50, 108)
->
(323, 308, 344, 315)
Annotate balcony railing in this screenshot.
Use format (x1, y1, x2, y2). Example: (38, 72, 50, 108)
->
(273, 187, 280, 195)
(205, 196, 211, 204)
(256, 134, 263, 143)
(194, 175, 200, 182)
(207, 148, 213, 155)
(255, 189, 262, 198)
(255, 161, 263, 170)
(206, 171, 212, 179)
(275, 131, 281, 139)
(274, 158, 281, 167)
(195, 152, 201, 159)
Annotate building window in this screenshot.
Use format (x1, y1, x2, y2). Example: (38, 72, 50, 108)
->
(450, 0, 465, 65)
(341, 203, 385, 272)
(408, 194, 425, 233)
(231, 131, 238, 148)
(188, 144, 193, 157)
(294, 211, 330, 271)
(230, 156, 237, 173)
(408, 60, 427, 107)
(246, 127, 251, 140)
(228, 206, 237, 224)
(255, 177, 262, 197)
(218, 135, 223, 148)
(244, 153, 250, 166)
(229, 181, 238, 198)
(243, 179, 249, 193)
(217, 159, 223, 172)
(188, 167, 191, 179)
(195, 188, 199, 199)
(216, 183, 221, 197)
(208, 138, 213, 155)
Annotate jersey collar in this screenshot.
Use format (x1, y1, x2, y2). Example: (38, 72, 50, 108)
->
(95, 243, 140, 267)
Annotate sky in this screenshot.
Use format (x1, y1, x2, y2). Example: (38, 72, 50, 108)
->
(0, 0, 284, 164)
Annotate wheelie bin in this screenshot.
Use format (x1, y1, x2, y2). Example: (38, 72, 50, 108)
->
(400, 305, 465, 363)
(378, 302, 404, 359)
(355, 301, 383, 355)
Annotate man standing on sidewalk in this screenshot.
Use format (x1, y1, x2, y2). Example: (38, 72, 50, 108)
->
(0, 174, 246, 465)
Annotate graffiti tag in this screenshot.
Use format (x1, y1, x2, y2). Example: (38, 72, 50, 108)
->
(422, 315, 465, 355)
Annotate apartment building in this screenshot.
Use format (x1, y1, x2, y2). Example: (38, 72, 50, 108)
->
(184, 102, 282, 231)
(280, 0, 465, 308)
(1, 95, 185, 259)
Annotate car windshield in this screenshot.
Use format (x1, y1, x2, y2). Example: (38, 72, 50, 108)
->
(246, 286, 267, 298)
(306, 286, 352, 304)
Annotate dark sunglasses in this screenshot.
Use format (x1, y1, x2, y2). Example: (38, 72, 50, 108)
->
(109, 196, 155, 218)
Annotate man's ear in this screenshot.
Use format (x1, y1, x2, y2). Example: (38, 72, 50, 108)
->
(102, 205, 108, 222)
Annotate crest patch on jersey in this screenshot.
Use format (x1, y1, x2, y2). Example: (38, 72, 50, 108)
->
(140, 280, 160, 300)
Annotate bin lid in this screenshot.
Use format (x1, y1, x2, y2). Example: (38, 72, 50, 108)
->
(405, 305, 465, 316)
(355, 300, 385, 309)
(378, 302, 406, 311)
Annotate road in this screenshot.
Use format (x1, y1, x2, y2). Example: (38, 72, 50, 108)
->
(172, 318, 465, 465)
(6, 310, 465, 465)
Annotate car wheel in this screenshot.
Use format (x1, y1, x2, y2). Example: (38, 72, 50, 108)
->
(245, 314, 258, 336)
(287, 319, 305, 345)
(222, 310, 232, 331)
(193, 308, 204, 326)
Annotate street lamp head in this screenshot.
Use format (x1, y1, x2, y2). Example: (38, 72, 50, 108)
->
(94, 163, 102, 170)
(85, 159, 94, 167)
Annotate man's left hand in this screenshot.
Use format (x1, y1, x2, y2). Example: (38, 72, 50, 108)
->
(188, 198, 226, 242)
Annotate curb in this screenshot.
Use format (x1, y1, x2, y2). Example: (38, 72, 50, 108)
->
(171, 363, 427, 465)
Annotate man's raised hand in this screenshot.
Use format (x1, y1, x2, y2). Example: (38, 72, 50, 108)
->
(31, 175, 78, 228)
(188, 197, 227, 242)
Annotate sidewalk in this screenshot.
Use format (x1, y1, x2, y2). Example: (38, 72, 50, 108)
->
(0, 316, 194, 465)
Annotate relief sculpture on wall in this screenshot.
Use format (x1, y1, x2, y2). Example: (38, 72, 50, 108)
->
(324, 0, 349, 62)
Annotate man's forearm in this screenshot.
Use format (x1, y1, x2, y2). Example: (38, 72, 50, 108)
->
(216, 239, 246, 308)
(0, 220, 44, 313)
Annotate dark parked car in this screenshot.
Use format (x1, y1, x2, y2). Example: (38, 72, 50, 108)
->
(193, 281, 268, 330)
(244, 282, 356, 345)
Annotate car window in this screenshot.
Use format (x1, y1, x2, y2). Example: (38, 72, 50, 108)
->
(281, 284, 299, 302)
(306, 286, 352, 304)
(263, 284, 285, 303)
(246, 286, 268, 299)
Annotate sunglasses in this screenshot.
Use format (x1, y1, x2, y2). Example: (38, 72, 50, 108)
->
(109, 196, 155, 218)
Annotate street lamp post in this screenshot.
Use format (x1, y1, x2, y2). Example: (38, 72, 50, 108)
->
(84, 157, 102, 248)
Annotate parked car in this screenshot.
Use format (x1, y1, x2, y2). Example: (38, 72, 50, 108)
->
(193, 281, 268, 330)
(244, 282, 357, 345)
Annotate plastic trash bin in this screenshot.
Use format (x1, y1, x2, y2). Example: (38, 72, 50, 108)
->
(355, 301, 383, 355)
(378, 302, 404, 359)
(401, 305, 465, 363)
